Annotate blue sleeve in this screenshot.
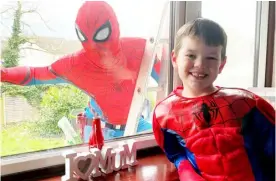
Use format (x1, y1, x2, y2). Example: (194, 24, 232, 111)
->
(242, 96, 275, 180)
(26, 77, 67, 85)
(84, 98, 104, 120)
(255, 96, 275, 158)
(247, 107, 275, 158)
(161, 129, 200, 173)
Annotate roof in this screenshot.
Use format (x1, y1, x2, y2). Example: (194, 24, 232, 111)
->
(1, 36, 82, 55)
(1, 36, 169, 57)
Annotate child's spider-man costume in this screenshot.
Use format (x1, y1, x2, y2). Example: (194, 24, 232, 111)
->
(0, 1, 161, 140)
(153, 87, 275, 181)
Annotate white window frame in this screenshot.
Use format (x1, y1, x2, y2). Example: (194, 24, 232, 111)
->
(253, 1, 270, 87)
(123, 1, 171, 136)
(124, 0, 202, 136)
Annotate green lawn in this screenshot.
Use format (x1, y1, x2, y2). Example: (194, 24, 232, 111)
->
(1, 122, 65, 157)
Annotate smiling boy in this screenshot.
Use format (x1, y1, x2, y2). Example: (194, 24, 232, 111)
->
(153, 18, 275, 181)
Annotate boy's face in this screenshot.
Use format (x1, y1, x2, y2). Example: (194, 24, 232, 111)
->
(172, 36, 226, 94)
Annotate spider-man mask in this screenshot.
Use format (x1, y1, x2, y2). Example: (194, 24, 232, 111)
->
(75, 1, 120, 58)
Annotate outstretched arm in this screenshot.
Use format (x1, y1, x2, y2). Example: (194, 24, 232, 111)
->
(152, 111, 205, 181)
(0, 55, 73, 86)
(1, 66, 66, 86)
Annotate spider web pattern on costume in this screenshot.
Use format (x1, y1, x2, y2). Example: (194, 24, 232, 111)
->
(163, 90, 256, 139)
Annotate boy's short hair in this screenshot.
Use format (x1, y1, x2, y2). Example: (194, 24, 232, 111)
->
(174, 18, 227, 59)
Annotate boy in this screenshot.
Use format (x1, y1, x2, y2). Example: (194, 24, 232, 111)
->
(152, 18, 275, 181)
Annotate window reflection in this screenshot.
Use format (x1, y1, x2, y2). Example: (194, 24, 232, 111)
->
(202, 1, 257, 88)
(1, 0, 170, 156)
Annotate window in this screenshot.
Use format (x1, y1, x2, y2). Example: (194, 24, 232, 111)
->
(200, 2, 275, 107)
(1, 1, 272, 177)
(201, 1, 257, 88)
(1, 0, 170, 166)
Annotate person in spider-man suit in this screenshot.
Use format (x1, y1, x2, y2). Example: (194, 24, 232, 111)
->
(0, 1, 161, 141)
(153, 18, 275, 181)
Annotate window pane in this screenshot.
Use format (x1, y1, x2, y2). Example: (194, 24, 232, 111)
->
(201, 1, 257, 88)
(1, 0, 170, 156)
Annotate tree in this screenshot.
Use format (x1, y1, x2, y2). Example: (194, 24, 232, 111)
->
(2, 1, 26, 67)
(1, 1, 51, 106)
(1, 1, 52, 67)
(36, 86, 88, 136)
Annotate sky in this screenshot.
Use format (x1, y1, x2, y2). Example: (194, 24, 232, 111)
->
(1, 1, 256, 40)
(1, 0, 169, 40)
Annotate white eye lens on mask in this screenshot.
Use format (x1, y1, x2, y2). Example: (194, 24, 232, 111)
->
(75, 24, 87, 42)
(93, 21, 112, 42)
(94, 27, 110, 41)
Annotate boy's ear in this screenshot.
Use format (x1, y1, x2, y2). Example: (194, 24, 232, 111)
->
(219, 56, 227, 74)
(171, 50, 177, 68)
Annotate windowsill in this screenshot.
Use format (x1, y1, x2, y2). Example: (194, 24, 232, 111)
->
(1, 133, 157, 176)
(2, 146, 179, 181)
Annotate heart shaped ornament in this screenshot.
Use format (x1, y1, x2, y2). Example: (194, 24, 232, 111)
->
(73, 152, 96, 180)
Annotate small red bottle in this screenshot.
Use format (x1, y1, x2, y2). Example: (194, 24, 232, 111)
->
(88, 117, 104, 150)
(76, 112, 86, 140)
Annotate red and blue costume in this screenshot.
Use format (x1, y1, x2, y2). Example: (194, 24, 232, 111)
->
(153, 87, 275, 181)
(0, 1, 161, 142)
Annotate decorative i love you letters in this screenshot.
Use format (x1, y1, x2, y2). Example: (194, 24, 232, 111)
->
(61, 141, 138, 181)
